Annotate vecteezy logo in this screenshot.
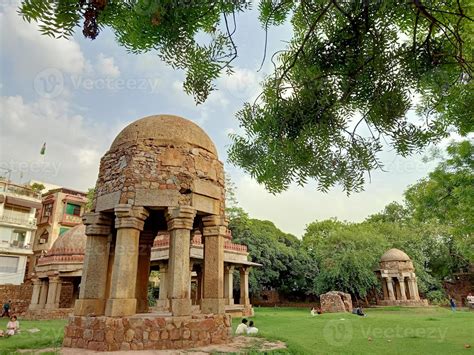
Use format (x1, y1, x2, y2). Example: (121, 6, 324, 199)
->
(34, 68, 64, 98)
(323, 319, 353, 347)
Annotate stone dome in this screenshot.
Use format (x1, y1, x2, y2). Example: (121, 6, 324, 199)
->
(110, 115, 217, 156)
(49, 224, 87, 255)
(380, 248, 411, 262)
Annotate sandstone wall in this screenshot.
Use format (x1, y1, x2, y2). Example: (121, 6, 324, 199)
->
(24, 308, 73, 320)
(63, 314, 232, 351)
(0, 284, 32, 316)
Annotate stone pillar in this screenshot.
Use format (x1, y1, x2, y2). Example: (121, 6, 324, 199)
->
(239, 266, 250, 306)
(196, 268, 203, 305)
(386, 277, 395, 301)
(165, 206, 196, 316)
(398, 277, 407, 301)
(410, 277, 420, 300)
(45, 276, 61, 309)
(29, 278, 42, 310)
(38, 280, 48, 309)
(74, 212, 113, 316)
(381, 277, 389, 300)
(224, 265, 234, 305)
(135, 231, 154, 314)
(105, 205, 149, 317)
(201, 215, 226, 314)
(156, 263, 169, 309)
(189, 261, 194, 302)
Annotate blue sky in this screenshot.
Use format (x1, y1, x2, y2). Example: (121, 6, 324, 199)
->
(0, 2, 445, 237)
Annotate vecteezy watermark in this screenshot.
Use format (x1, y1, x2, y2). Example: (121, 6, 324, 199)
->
(323, 319, 353, 347)
(34, 68, 64, 99)
(361, 325, 448, 342)
(0, 161, 62, 177)
(33, 68, 160, 98)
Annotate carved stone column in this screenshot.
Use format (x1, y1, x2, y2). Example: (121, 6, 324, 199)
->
(45, 276, 61, 309)
(156, 263, 169, 309)
(74, 212, 112, 316)
(29, 278, 42, 310)
(38, 279, 48, 309)
(105, 205, 149, 317)
(224, 265, 234, 305)
(239, 266, 250, 306)
(201, 215, 226, 314)
(386, 277, 395, 301)
(409, 277, 420, 300)
(381, 277, 389, 300)
(398, 277, 407, 301)
(165, 206, 196, 316)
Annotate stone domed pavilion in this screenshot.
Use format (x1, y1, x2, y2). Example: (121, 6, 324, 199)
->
(29, 224, 86, 314)
(376, 248, 428, 306)
(64, 114, 257, 351)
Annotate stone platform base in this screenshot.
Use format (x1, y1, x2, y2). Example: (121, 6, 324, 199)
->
(377, 299, 429, 306)
(25, 308, 73, 320)
(63, 313, 232, 351)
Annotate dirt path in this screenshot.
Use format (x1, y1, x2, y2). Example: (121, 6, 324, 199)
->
(17, 337, 286, 354)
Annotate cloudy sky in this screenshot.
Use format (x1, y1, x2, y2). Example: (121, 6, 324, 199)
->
(0, 2, 445, 237)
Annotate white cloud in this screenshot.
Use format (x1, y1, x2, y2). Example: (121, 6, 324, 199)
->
(0, 95, 121, 191)
(96, 53, 121, 78)
(0, 6, 87, 79)
(218, 67, 262, 103)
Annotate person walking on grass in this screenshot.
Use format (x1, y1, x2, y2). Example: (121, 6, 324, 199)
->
(1, 300, 11, 318)
(450, 297, 456, 312)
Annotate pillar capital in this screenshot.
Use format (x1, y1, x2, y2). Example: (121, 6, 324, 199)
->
(83, 212, 113, 236)
(202, 215, 227, 228)
(166, 206, 196, 230)
(225, 265, 235, 273)
(114, 205, 149, 230)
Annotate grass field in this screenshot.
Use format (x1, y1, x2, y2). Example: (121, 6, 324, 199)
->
(233, 306, 474, 354)
(0, 307, 472, 354)
(0, 318, 65, 354)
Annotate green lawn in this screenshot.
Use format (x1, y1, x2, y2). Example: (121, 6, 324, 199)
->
(0, 307, 472, 354)
(233, 307, 474, 354)
(0, 318, 66, 355)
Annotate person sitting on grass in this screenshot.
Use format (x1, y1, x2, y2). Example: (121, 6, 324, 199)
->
(247, 321, 259, 335)
(352, 306, 367, 317)
(6, 315, 19, 336)
(235, 318, 248, 335)
(311, 306, 322, 316)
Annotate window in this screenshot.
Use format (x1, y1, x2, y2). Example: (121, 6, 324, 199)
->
(65, 203, 81, 216)
(11, 230, 26, 248)
(59, 227, 70, 236)
(0, 256, 19, 273)
(42, 203, 53, 218)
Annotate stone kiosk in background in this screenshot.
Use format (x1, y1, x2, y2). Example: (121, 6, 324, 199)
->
(376, 248, 428, 306)
(63, 115, 233, 351)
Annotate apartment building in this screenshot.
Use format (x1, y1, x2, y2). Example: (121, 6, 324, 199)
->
(0, 180, 42, 285)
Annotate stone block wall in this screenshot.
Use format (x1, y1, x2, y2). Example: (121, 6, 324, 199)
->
(63, 313, 232, 351)
(0, 284, 33, 316)
(24, 308, 73, 320)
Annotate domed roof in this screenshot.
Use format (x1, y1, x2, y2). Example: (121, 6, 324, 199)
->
(380, 248, 411, 262)
(50, 224, 87, 254)
(110, 115, 217, 155)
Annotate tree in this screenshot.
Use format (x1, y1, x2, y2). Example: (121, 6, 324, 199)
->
(229, 210, 317, 298)
(405, 140, 474, 262)
(85, 187, 95, 212)
(20, 0, 473, 193)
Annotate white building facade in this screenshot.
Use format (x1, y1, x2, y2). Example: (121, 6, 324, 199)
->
(0, 180, 41, 285)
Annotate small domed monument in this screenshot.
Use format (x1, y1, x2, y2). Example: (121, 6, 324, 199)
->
(63, 115, 238, 351)
(28, 224, 86, 317)
(376, 248, 428, 306)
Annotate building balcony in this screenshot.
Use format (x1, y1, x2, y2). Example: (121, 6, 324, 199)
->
(61, 213, 82, 226)
(0, 180, 41, 199)
(0, 239, 33, 254)
(0, 214, 37, 228)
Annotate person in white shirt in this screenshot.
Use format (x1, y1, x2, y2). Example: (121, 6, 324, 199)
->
(247, 321, 259, 335)
(467, 293, 474, 308)
(235, 318, 248, 335)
